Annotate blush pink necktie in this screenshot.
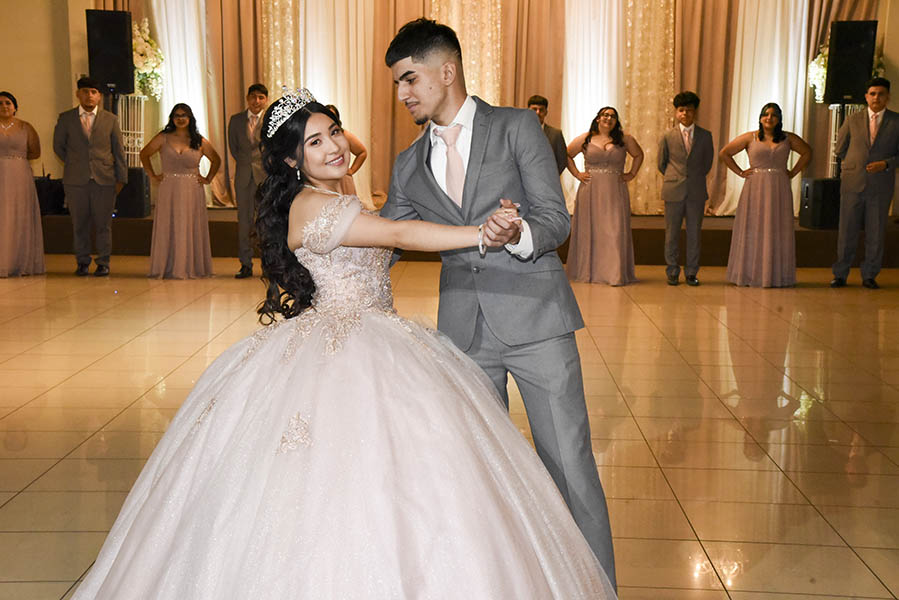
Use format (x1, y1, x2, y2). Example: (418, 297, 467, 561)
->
(81, 112, 94, 139)
(870, 113, 880, 143)
(683, 128, 692, 154)
(248, 114, 259, 142)
(435, 124, 464, 207)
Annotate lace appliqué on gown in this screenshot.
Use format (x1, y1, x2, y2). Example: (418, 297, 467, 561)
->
(276, 412, 312, 453)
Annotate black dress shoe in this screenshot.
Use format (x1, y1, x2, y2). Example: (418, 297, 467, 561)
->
(830, 277, 846, 288)
(862, 278, 880, 289)
(235, 265, 253, 279)
(75, 263, 90, 277)
(666, 275, 679, 286)
(94, 265, 110, 277)
(685, 276, 700, 287)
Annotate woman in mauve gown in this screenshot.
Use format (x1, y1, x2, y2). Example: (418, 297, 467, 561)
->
(72, 91, 616, 599)
(140, 103, 221, 279)
(566, 106, 643, 286)
(720, 102, 811, 288)
(0, 91, 45, 277)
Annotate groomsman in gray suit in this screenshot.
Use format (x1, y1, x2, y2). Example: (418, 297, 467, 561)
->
(657, 91, 714, 286)
(831, 77, 899, 289)
(527, 94, 568, 175)
(383, 19, 616, 589)
(52, 77, 127, 276)
(228, 83, 269, 279)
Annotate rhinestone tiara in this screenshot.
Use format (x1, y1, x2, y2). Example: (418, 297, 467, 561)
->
(266, 87, 316, 138)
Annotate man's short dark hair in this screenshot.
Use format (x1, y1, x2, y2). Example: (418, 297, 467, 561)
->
(77, 76, 102, 91)
(867, 77, 891, 92)
(527, 95, 548, 108)
(385, 18, 462, 67)
(673, 91, 700, 109)
(248, 83, 268, 97)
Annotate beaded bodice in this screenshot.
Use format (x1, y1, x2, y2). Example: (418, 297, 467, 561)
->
(293, 195, 394, 316)
(747, 138, 790, 171)
(161, 135, 202, 175)
(583, 141, 626, 172)
(0, 123, 28, 159)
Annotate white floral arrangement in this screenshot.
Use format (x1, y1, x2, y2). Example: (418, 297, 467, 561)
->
(132, 18, 164, 100)
(808, 48, 828, 104)
(808, 44, 885, 104)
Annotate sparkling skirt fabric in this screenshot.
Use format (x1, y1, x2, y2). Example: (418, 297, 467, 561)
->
(74, 195, 615, 599)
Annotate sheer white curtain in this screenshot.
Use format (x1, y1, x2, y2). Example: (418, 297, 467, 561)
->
(150, 0, 212, 179)
(561, 0, 625, 212)
(300, 1, 374, 203)
(720, 0, 809, 215)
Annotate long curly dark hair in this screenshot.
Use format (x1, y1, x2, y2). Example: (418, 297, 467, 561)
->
(757, 102, 786, 143)
(583, 106, 624, 154)
(256, 99, 338, 324)
(162, 103, 203, 149)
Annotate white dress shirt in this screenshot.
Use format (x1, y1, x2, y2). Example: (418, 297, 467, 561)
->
(78, 105, 99, 119)
(428, 96, 534, 258)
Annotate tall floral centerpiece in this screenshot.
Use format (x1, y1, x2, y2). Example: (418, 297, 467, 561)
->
(132, 18, 164, 101)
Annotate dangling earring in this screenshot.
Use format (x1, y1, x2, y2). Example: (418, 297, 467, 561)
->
(296, 168, 302, 182)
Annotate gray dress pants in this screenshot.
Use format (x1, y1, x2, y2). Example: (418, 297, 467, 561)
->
(65, 180, 116, 267)
(464, 309, 617, 590)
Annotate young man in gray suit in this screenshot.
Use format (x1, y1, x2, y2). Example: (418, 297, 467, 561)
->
(528, 94, 568, 175)
(657, 91, 714, 286)
(52, 77, 127, 276)
(228, 83, 269, 279)
(382, 19, 616, 589)
(831, 77, 899, 289)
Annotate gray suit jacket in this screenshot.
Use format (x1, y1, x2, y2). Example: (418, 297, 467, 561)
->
(382, 97, 584, 350)
(835, 108, 899, 197)
(657, 125, 714, 203)
(52, 107, 127, 186)
(543, 123, 568, 175)
(228, 111, 266, 188)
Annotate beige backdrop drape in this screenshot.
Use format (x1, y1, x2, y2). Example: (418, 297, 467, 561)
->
(674, 0, 739, 214)
(93, 0, 145, 22)
(624, 0, 675, 215)
(206, 0, 265, 205)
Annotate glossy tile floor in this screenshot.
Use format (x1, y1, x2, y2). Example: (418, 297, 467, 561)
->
(1, 256, 898, 599)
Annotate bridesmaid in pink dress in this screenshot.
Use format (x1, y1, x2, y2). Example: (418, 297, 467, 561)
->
(566, 107, 644, 285)
(140, 103, 221, 279)
(0, 91, 44, 277)
(720, 103, 811, 288)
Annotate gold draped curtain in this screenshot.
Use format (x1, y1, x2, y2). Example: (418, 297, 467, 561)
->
(624, 0, 675, 215)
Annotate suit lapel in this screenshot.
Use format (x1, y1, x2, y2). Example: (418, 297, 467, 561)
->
(416, 133, 464, 223)
(462, 98, 492, 222)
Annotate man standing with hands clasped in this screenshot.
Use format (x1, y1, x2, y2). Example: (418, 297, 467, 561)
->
(382, 18, 616, 590)
(658, 91, 714, 286)
(229, 83, 269, 279)
(53, 76, 127, 277)
(831, 77, 899, 290)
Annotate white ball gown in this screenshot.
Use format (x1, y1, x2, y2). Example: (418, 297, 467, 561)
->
(73, 195, 616, 599)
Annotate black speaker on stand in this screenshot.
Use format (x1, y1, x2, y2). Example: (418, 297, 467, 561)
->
(86, 10, 134, 115)
(824, 20, 878, 180)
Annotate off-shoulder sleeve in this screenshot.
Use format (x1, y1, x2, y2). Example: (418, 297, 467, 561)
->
(301, 195, 363, 254)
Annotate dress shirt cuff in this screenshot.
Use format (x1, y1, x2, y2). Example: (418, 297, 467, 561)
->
(505, 219, 534, 259)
